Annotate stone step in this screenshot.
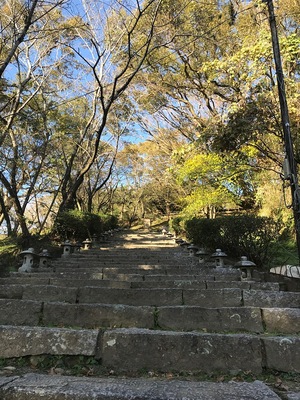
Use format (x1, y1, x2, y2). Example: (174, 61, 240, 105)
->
(101, 328, 300, 374)
(0, 325, 299, 374)
(52, 270, 242, 282)
(55, 259, 190, 266)
(0, 325, 99, 358)
(51, 278, 131, 288)
(0, 373, 282, 399)
(1, 299, 299, 334)
(0, 300, 154, 329)
(1, 284, 298, 307)
(131, 280, 280, 290)
(0, 277, 280, 292)
(0, 299, 300, 334)
(3, 270, 242, 283)
(20, 286, 244, 306)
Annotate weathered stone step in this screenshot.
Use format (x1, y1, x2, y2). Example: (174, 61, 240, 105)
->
(0, 373, 282, 400)
(0, 325, 299, 374)
(1, 299, 299, 334)
(52, 278, 131, 288)
(17, 286, 244, 306)
(97, 271, 240, 282)
(1, 285, 299, 307)
(0, 325, 98, 358)
(101, 328, 300, 374)
(51, 270, 242, 282)
(1, 276, 279, 291)
(0, 300, 154, 329)
(131, 280, 280, 291)
(87, 249, 180, 255)
(55, 259, 188, 266)
(159, 306, 300, 334)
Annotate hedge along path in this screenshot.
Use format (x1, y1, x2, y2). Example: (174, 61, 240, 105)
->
(0, 229, 299, 400)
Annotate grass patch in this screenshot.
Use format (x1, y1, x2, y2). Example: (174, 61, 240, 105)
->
(0, 237, 20, 275)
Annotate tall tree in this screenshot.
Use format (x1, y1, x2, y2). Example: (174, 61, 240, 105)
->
(129, 0, 300, 218)
(55, 0, 167, 212)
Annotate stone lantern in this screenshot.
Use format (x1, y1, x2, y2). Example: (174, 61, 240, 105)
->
(234, 256, 256, 281)
(82, 238, 92, 250)
(196, 248, 209, 264)
(211, 249, 227, 268)
(92, 234, 98, 245)
(62, 240, 72, 257)
(73, 242, 82, 253)
(18, 248, 37, 273)
(180, 241, 191, 251)
(38, 249, 52, 268)
(162, 228, 167, 236)
(103, 232, 109, 242)
(187, 244, 199, 256)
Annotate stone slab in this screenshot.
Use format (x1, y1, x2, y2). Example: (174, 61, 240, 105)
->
(0, 299, 42, 326)
(206, 281, 251, 289)
(54, 272, 103, 280)
(206, 269, 241, 281)
(101, 273, 144, 282)
(0, 325, 99, 358)
(130, 280, 207, 289)
(22, 285, 78, 303)
(157, 306, 264, 333)
(206, 282, 280, 291)
(43, 303, 155, 329)
(0, 277, 50, 285)
(0, 374, 281, 399)
(101, 328, 263, 373)
(263, 336, 300, 372)
(262, 308, 300, 334)
(49, 278, 131, 289)
(243, 290, 300, 307)
(57, 268, 103, 274)
(250, 282, 280, 291)
(78, 287, 183, 306)
(183, 288, 242, 307)
(287, 393, 300, 400)
(0, 284, 24, 299)
(102, 267, 167, 275)
(143, 274, 208, 281)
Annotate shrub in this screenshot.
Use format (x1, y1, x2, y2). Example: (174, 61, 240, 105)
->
(185, 215, 279, 268)
(171, 217, 185, 236)
(185, 218, 220, 249)
(54, 210, 118, 240)
(98, 213, 118, 231)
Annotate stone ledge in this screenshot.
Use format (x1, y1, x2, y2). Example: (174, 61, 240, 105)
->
(0, 373, 281, 400)
(0, 326, 99, 358)
(262, 336, 300, 372)
(157, 306, 264, 333)
(43, 303, 155, 329)
(101, 328, 263, 373)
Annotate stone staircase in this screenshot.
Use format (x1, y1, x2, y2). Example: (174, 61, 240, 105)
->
(0, 230, 300, 399)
